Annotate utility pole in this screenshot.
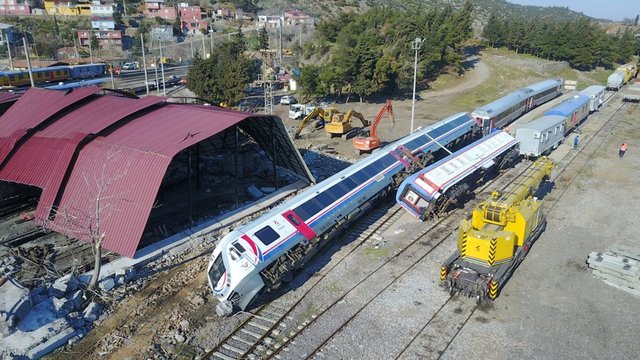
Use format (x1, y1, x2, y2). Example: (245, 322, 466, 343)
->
(141, 33, 149, 94)
(23, 37, 34, 87)
(88, 31, 94, 64)
(201, 34, 206, 57)
(209, 29, 214, 51)
(159, 40, 166, 96)
(7, 39, 13, 71)
(278, 18, 282, 63)
(110, 63, 115, 88)
(410, 37, 424, 135)
(122, 0, 127, 16)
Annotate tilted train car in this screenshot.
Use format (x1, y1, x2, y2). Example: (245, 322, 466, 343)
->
(516, 115, 566, 158)
(544, 94, 590, 132)
(396, 130, 519, 221)
(471, 79, 563, 135)
(208, 113, 480, 316)
(579, 85, 606, 112)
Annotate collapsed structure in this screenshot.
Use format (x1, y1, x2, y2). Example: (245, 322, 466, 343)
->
(0, 87, 313, 257)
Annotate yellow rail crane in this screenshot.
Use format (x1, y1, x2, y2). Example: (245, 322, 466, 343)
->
(440, 157, 555, 303)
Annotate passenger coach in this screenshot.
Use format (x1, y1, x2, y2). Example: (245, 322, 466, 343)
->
(471, 79, 563, 135)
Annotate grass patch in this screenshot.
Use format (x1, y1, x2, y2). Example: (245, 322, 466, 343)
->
(430, 72, 466, 91)
(364, 246, 390, 258)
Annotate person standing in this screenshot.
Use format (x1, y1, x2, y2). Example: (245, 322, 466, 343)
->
(573, 135, 579, 149)
(619, 142, 628, 157)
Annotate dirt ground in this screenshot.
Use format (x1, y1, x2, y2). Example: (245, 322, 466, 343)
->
(49, 49, 638, 359)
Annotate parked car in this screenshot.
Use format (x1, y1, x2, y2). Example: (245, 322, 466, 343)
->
(122, 62, 138, 70)
(280, 95, 297, 105)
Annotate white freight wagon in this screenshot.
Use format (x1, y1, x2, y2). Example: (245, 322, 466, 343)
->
(516, 115, 566, 157)
(579, 85, 606, 112)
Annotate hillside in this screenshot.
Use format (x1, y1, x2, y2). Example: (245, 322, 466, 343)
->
(256, 0, 594, 23)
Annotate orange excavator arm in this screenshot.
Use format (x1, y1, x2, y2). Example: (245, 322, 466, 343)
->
(370, 100, 395, 139)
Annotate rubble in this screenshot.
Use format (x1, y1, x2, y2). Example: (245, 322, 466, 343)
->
(0, 276, 31, 328)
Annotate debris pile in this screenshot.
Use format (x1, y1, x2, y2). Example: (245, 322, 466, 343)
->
(587, 247, 640, 297)
(302, 147, 354, 181)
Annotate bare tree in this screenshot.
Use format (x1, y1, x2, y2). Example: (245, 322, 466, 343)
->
(46, 147, 131, 293)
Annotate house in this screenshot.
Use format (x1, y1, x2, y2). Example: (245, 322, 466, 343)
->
(283, 10, 311, 25)
(92, 16, 115, 31)
(44, 0, 92, 15)
(90, 0, 114, 17)
(77, 29, 122, 48)
(0, 23, 18, 46)
(212, 7, 234, 20)
(258, 15, 283, 28)
(143, 0, 176, 20)
(0, 0, 31, 15)
(179, 4, 207, 34)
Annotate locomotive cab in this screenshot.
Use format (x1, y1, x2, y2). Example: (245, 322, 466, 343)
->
(208, 230, 266, 316)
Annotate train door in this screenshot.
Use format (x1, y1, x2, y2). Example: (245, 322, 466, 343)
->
(282, 210, 316, 240)
(482, 118, 493, 136)
(526, 96, 535, 111)
(571, 111, 578, 126)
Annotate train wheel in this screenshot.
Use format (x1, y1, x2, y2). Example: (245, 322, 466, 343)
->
(281, 271, 293, 283)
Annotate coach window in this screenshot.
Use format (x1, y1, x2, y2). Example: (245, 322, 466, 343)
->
(233, 242, 247, 253)
(255, 226, 280, 245)
(286, 214, 301, 226)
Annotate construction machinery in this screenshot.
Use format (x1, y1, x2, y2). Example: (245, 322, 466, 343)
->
(440, 157, 554, 303)
(293, 106, 340, 139)
(325, 110, 368, 138)
(353, 100, 395, 154)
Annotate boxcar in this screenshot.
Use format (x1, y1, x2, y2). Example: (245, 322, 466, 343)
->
(516, 115, 566, 157)
(579, 85, 606, 112)
(544, 94, 590, 132)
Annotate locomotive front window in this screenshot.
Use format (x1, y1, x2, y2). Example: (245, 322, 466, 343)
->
(209, 255, 225, 285)
(255, 225, 280, 245)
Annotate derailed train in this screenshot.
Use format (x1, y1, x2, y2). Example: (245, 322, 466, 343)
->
(208, 79, 566, 315)
(208, 113, 480, 316)
(396, 130, 519, 221)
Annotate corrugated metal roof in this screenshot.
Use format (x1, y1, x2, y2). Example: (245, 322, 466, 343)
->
(48, 103, 312, 258)
(0, 93, 164, 223)
(0, 87, 98, 165)
(0, 89, 312, 258)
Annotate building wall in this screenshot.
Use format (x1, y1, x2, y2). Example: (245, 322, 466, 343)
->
(0, 0, 31, 15)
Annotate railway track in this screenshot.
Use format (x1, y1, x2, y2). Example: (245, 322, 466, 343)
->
(203, 202, 405, 359)
(391, 97, 634, 360)
(201, 154, 529, 360)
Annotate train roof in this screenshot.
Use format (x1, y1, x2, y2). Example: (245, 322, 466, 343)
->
(544, 95, 590, 117)
(411, 130, 517, 195)
(522, 78, 563, 93)
(517, 115, 566, 132)
(579, 85, 606, 97)
(472, 90, 529, 117)
(45, 77, 109, 90)
(233, 112, 475, 232)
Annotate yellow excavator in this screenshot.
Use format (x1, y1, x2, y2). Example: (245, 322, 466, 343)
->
(325, 110, 368, 138)
(293, 107, 340, 139)
(440, 157, 554, 303)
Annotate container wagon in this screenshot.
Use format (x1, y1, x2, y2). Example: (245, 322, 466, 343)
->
(516, 115, 566, 157)
(622, 83, 640, 102)
(579, 85, 606, 112)
(544, 95, 590, 132)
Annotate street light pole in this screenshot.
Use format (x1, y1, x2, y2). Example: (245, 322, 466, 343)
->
(410, 37, 423, 135)
(141, 33, 149, 94)
(159, 40, 166, 96)
(88, 31, 94, 64)
(23, 37, 34, 87)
